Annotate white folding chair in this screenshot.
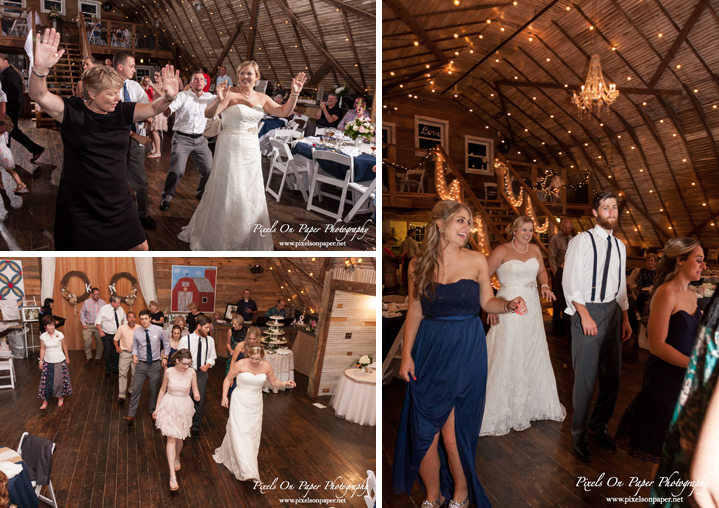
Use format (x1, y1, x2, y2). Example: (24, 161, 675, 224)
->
(344, 179, 376, 223)
(272, 129, 303, 143)
(315, 127, 326, 136)
(484, 182, 498, 200)
(266, 139, 310, 202)
(87, 21, 103, 45)
(399, 168, 425, 193)
(0, 350, 15, 389)
(364, 470, 376, 508)
(307, 151, 353, 221)
(382, 295, 406, 304)
(8, 9, 29, 37)
(17, 433, 58, 508)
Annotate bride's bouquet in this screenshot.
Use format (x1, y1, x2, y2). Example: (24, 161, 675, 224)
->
(344, 117, 375, 142)
(354, 355, 373, 369)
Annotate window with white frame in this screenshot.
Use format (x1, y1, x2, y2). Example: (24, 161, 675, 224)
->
(41, 0, 65, 15)
(1, 0, 26, 16)
(382, 122, 395, 160)
(414, 115, 448, 150)
(465, 135, 494, 175)
(78, 0, 101, 18)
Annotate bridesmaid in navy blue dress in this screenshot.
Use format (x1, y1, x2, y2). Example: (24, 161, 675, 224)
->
(615, 238, 705, 477)
(393, 201, 528, 508)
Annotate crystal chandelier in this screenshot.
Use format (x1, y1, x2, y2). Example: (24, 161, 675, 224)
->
(571, 54, 619, 114)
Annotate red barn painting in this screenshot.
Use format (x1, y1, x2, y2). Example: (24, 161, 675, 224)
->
(171, 265, 217, 312)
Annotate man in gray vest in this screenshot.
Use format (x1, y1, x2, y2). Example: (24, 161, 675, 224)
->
(562, 190, 632, 462)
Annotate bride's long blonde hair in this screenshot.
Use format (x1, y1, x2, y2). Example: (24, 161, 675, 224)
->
(412, 200, 472, 301)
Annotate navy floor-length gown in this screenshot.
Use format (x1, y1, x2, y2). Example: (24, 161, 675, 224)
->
(393, 279, 492, 507)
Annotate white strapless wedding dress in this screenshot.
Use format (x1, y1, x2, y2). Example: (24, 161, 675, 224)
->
(480, 257, 566, 436)
(213, 372, 266, 481)
(178, 104, 274, 251)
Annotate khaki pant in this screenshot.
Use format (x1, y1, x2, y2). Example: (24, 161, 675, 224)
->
(83, 324, 103, 359)
(118, 350, 136, 399)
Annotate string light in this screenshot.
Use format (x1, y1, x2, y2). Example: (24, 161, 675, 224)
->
(436, 156, 462, 201)
(497, 161, 523, 206)
(526, 200, 550, 233)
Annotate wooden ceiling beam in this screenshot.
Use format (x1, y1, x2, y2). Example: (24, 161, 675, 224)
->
(383, 0, 448, 64)
(493, 80, 683, 96)
(440, 0, 562, 94)
(579, 2, 718, 241)
(340, 10, 367, 90)
(315, 0, 375, 22)
(273, 0, 363, 94)
(386, 21, 491, 39)
(647, 0, 710, 88)
(210, 21, 243, 77)
(241, 0, 281, 83)
(312, 58, 333, 84)
(246, 0, 260, 60)
(383, 45, 465, 64)
(308, 0, 338, 85)
(685, 211, 719, 239)
(383, 3, 511, 22)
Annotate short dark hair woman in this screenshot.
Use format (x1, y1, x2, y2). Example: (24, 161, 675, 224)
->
(29, 29, 182, 250)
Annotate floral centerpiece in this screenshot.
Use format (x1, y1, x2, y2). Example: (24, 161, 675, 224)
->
(354, 355, 373, 369)
(48, 7, 62, 28)
(344, 103, 375, 142)
(335, 84, 349, 97)
(697, 282, 715, 298)
(306, 320, 317, 333)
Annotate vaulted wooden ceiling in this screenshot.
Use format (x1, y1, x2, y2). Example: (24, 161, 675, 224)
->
(383, 0, 719, 249)
(117, 0, 375, 94)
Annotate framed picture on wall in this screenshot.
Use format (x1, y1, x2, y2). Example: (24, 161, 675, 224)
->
(224, 304, 237, 320)
(465, 135, 494, 175)
(22, 306, 40, 322)
(171, 265, 217, 313)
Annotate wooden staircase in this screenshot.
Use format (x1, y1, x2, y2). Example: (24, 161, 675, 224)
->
(35, 42, 82, 128)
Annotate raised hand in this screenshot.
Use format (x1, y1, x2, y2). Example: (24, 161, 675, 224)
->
(34, 28, 65, 72)
(160, 64, 181, 100)
(291, 72, 307, 94)
(216, 82, 228, 101)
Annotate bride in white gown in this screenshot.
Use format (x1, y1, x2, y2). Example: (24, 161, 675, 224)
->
(214, 344, 296, 481)
(480, 215, 566, 436)
(178, 61, 307, 251)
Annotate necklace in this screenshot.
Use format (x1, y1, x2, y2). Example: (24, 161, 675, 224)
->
(241, 87, 254, 100)
(511, 238, 529, 253)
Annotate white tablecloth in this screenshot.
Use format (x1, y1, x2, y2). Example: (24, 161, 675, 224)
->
(263, 349, 294, 393)
(330, 369, 376, 426)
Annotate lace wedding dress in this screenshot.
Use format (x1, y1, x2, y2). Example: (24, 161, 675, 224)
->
(178, 104, 274, 251)
(213, 371, 265, 481)
(479, 257, 565, 436)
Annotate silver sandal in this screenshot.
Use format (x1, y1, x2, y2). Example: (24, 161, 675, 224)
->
(448, 497, 468, 508)
(421, 496, 444, 508)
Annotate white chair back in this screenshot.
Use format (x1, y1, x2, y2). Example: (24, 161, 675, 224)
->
(0, 350, 15, 389)
(400, 168, 425, 193)
(307, 150, 354, 221)
(18, 432, 59, 508)
(272, 129, 303, 143)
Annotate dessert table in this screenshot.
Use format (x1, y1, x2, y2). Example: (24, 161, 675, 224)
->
(330, 369, 376, 426)
(262, 349, 295, 394)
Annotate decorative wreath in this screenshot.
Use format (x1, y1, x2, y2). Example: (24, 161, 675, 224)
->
(60, 271, 92, 314)
(109, 272, 139, 308)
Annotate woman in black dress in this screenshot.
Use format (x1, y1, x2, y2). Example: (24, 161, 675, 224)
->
(28, 28, 181, 250)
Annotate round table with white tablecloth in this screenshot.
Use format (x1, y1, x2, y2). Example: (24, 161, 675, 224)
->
(262, 349, 295, 393)
(330, 368, 376, 426)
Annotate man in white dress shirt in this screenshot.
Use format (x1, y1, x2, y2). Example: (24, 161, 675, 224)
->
(562, 190, 632, 463)
(216, 66, 232, 88)
(95, 295, 127, 378)
(159, 70, 216, 211)
(114, 50, 156, 230)
(178, 314, 217, 439)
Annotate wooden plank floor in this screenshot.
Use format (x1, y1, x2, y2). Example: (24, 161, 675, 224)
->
(382, 332, 657, 507)
(0, 349, 375, 508)
(0, 120, 376, 251)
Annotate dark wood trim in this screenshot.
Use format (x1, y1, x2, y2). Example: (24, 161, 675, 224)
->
(246, 0, 259, 60)
(318, 258, 334, 285)
(685, 211, 719, 238)
(316, 0, 375, 22)
(308, 269, 334, 398)
(210, 21, 242, 77)
(262, 0, 294, 79)
(240, 0, 281, 83)
(285, 259, 323, 288)
(493, 80, 683, 96)
(308, 0, 339, 85)
(329, 280, 375, 295)
(383, 3, 512, 22)
(340, 11, 367, 90)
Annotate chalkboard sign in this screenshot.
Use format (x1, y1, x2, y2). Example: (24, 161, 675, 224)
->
(415, 116, 447, 151)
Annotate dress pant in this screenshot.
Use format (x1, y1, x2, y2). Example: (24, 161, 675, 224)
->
(552, 269, 570, 336)
(101, 332, 119, 374)
(7, 110, 43, 155)
(83, 324, 103, 359)
(127, 137, 150, 219)
(191, 369, 209, 431)
(161, 133, 212, 202)
(117, 350, 136, 399)
(571, 300, 622, 446)
(128, 360, 162, 417)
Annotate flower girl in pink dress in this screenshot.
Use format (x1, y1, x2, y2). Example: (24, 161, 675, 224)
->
(153, 349, 200, 491)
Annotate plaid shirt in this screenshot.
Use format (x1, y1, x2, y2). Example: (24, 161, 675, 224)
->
(80, 297, 106, 325)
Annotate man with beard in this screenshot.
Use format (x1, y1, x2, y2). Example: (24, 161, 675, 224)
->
(562, 190, 632, 462)
(177, 314, 216, 439)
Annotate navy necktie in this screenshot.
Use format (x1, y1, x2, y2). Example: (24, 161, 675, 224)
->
(197, 336, 202, 372)
(145, 329, 153, 366)
(599, 236, 612, 302)
(114, 307, 120, 329)
(123, 82, 137, 132)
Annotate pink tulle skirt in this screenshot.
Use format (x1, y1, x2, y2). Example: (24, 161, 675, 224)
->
(149, 113, 168, 132)
(155, 393, 195, 439)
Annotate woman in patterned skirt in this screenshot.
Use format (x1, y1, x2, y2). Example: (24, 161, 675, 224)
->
(38, 315, 72, 409)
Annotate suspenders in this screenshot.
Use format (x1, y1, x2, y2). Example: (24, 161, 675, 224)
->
(587, 231, 622, 302)
(185, 334, 207, 368)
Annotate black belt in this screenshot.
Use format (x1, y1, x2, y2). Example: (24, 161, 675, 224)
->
(175, 131, 203, 139)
